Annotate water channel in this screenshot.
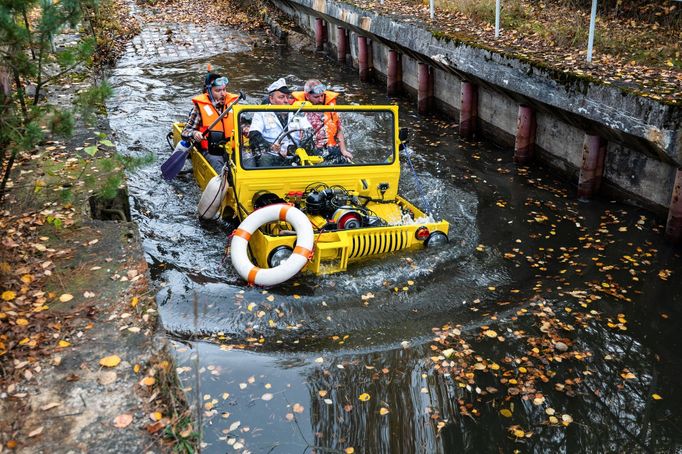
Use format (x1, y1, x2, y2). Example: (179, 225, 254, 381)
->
(108, 24, 682, 453)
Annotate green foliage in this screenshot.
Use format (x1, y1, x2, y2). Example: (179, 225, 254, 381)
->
(47, 108, 75, 137)
(74, 82, 114, 126)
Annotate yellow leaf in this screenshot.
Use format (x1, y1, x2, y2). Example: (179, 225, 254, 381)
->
(59, 293, 73, 302)
(379, 407, 390, 415)
(292, 403, 304, 413)
(500, 409, 512, 417)
(319, 390, 328, 397)
(16, 318, 29, 326)
(99, 355, 122, 368)
(512, 428, 525, 438)
(549, 415, 559, 424)
(652, 393, 662, 400)
(2, 290, 16, 301)
(358, 393, 371, 402)
(150, 412, 162, 421)
(142, 376, 156, 386)
(345, 448, 355, 454)
(21, 274, 33, 284)
(483, 329, 497, 338)
(58, 340, 71, 348)
(131, 297, 139, 308)
(133, 364, 140, 373)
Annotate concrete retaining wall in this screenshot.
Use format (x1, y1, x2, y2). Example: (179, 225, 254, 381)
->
(273, 0, 680, 216)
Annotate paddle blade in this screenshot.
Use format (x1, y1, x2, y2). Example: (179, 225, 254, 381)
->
(160, 149, 189, 181)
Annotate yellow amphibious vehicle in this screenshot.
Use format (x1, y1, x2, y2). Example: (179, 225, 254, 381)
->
(171, 103, 449, 285)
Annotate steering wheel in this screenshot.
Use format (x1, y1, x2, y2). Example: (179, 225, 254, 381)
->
(276, 128, 316, 156)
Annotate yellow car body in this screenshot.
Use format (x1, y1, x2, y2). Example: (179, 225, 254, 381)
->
(172, 104, 449, 275)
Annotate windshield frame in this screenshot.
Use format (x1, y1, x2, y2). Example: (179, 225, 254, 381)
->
(233, 104, 399, 171)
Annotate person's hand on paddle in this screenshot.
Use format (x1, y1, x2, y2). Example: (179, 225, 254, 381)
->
(192, 131, 204, 142)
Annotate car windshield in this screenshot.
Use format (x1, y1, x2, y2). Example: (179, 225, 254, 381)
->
(238, 107, 395, 169)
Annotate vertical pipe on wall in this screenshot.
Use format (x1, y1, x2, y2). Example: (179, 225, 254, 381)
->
(387, 50, 401, 96)
(337, 27, 347, 64)
(358, 36, 369, 82)
(459, 81, 477, 139)
(578, 134, 606, 199)
(666, 170, 682, 244)
(418, 62, 432, 115)
(513, 105, 536, 164)
(315, 18, 325, 51)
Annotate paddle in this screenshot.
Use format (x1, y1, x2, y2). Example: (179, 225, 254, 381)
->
(161, 91, 245, 181)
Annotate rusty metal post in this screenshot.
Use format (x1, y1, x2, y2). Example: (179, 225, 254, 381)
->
(513, 105, 536, 164)
(336, 27, 347, 64)
(578, 134, 606, 199)
(387, 50, 401, 96)
(418, 63, 432, 115)
(358, 36, 369, 82)
(666, 170, 682, 243)
(315, 18, 325, 51)
(459, 81, 477, 139)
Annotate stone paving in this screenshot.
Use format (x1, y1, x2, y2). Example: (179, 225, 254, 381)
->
(120, 23, 254, 66)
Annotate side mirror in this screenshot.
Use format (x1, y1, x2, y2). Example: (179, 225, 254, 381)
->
(399, 127, 410, 142)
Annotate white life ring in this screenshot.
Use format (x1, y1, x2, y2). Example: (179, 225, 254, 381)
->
(230, 204, 314, 286)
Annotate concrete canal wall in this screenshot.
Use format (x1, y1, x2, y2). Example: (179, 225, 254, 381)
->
(269, 0, 682, 238)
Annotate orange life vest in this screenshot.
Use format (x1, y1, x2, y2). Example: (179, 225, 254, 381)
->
(291, 90, 338, 105)
(191, 92, 239, 150)
(290, 91, 340, 146)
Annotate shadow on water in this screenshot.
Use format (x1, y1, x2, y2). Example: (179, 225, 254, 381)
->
(108, 25, 682, 453)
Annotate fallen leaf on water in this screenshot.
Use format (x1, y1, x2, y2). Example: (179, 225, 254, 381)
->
(358, 393, 371, 402)
(379, 407, 390, 415)
(293, 403, 304, 413)
(345, 448, 355, 453)
(285, 413, 294, 421)
(483, 329, 497, 338)
(652, 394, 663, 400)
(500, 409, 512, 418)
(261, 393, 273, 401)
(114, 414, 133, 428)
(319, 390, 328, 397)
(59, 294, 73, 302)
(99, 355, 121, 368)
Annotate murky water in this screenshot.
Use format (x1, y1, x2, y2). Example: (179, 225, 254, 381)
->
(108, 26, 682, 453)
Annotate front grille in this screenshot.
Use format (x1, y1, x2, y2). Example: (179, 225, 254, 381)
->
(349, 230, 409, 259)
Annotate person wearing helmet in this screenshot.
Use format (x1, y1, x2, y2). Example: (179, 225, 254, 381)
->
(181, 72, 239, 172)
(291, 79, 352, 164)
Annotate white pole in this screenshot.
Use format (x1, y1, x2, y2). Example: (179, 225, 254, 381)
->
(586, 0, 597, 62)
(495, 0, 501, 38)
(430, 0, 435, 19)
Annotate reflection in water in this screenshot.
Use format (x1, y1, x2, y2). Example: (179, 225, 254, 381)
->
(109, 24, 682, 453)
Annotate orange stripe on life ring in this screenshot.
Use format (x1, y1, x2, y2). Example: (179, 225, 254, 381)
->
(293, 245, 313, 259)
(279, 205, 290, 221)
(233, 228, 251, 242)
(247, 266, 261, 285)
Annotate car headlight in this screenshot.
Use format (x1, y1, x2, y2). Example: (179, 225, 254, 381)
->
(425, 231, 449, 248)
(268, 246, 293, 268)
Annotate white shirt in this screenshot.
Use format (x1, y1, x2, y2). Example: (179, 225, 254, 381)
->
(250, 112, 313, 152)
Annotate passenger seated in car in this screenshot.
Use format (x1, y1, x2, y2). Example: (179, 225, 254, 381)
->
(248, 78, 296, 167)
(291, 79, 353, 164)
(181, 71, 239, 173)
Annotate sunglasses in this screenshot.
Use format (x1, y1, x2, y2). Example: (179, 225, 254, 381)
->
(307, 84, 327, 95)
